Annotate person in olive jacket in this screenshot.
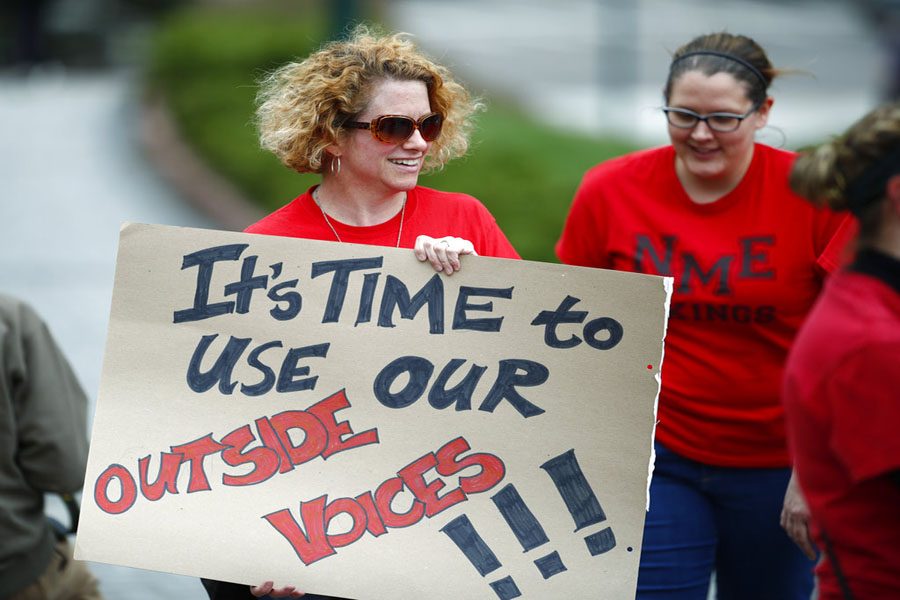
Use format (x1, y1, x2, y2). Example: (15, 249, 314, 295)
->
(0, 294, 103, 599)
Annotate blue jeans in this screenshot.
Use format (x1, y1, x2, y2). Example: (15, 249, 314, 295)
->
(636, 442, 814, 600)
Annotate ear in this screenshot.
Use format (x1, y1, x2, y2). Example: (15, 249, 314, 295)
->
(753, 96, 774, 130)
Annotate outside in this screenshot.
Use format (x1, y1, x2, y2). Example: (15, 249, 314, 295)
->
(0, 0, 895, 598)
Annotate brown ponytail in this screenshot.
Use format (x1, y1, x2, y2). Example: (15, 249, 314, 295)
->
(790, 101, 900, 241)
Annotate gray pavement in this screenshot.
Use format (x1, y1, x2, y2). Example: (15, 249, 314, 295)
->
(0, 1, 884, 598)
(0, 69, 211, 599)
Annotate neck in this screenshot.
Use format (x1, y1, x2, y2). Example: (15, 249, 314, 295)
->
(871, 217, 900, 260)
(675, 150, 753, 205)
(314, 178, 408, 226)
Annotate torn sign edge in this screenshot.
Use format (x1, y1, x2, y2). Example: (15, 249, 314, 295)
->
(646, 275, 674, 511)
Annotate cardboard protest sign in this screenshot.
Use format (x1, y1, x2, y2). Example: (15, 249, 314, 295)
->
(76, 222, 671, 599)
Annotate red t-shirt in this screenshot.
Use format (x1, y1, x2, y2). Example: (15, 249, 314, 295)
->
(556, 143, 851, 467)
(783, 258, 900, 599)
(245, 185, 520, 259)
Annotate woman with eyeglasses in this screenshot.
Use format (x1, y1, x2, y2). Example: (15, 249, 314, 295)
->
(556, 32, 852, 599)
(201, 24, 518, 600)
(783, 101, 900, 600)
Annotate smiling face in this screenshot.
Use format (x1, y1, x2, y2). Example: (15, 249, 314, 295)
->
(667, 70, 771, 193)
(332, 78, 433, 198)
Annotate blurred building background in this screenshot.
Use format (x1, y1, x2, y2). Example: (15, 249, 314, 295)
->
(3, 0, 898, 142)
(388, 0, 894, 145)
(1, 0, 897, 598)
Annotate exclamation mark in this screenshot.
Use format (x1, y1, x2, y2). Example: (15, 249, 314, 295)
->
(440, 514, 522, 600)
(492, 484, 567, 579)
(541, 449, 617, 556)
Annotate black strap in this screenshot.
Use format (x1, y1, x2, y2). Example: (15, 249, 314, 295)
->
(671, 50, 768, 86)
(47, 492, 81, 542)
(61, 492, 80, 532)
(819, 527, 855, 600)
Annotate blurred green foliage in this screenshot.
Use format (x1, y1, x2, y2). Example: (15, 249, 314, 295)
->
(146, 3, 637, 262)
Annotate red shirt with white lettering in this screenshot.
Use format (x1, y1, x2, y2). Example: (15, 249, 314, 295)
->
(556, 143, 851, 467)
(245, 185, 520, 260)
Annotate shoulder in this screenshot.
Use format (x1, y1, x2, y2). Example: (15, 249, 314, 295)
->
(590, 145, 672, 174)
(0, 295, 20, 344)
(580, 146, 673, 185)
(413, 185, 485, 206)
(409, 186, 519, 259)
(752, 144, 848, 230)
(756, 143, 796, 161)
(0, 294, 41, 334)
(751, 144, 820, 207)
(0, 293, 22, 319)
(753, 143, 798, 176)
(244, 190, 315, 235)
(411, 186, 495, 216)
(0, 293, 27, 315)
(571, 146, 673, 210)
(803, 271, 900, 352)
(836, 270, 900, 320)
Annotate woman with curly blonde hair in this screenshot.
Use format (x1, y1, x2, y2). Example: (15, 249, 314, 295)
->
(245, 24, 518, 276)
(783, 101, 900, 600)
(202, 24, 517, 600)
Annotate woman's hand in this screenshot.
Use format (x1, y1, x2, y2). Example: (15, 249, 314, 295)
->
(414, 236, 478, 275)
(780, 470, 817, 560)
(250, 581, 304, 598)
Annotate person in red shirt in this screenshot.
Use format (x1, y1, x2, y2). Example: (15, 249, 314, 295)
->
(202, 24, 518, 600)
(783, 101, 900, 600)
(556, 32, 851, 599)
(246, 25, 518, 268)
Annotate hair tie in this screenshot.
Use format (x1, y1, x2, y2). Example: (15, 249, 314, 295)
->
(845, 143, 900, 216)
(671, 50, 768, 87)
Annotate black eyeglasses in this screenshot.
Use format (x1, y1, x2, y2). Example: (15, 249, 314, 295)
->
(341, 112, 444, 144)
(662, 104, 759, 133)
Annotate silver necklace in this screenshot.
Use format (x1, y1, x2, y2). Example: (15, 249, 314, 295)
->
(313, 187, 406, 248)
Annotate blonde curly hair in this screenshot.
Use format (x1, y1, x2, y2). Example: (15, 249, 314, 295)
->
(256, 25, 479, 174)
